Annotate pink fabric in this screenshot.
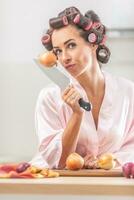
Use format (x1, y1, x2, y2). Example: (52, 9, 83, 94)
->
(30, 71, 134, 168)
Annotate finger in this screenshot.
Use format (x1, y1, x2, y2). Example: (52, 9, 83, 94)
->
(68, 91, 79, 100)
(62, 87, 76, 101)
(64, 88, 76, 100)
(63, 84, 73, 95)
(84, 161, 92, 168)
(85, 161, 95, 169)
(64, 90, 78, 103)
(87, 159, 99, 169)
(85, 155, 97, 161)
(84, 154, 93, 163)
(61, 85, 72, 97)
(69, 94, 81, 104)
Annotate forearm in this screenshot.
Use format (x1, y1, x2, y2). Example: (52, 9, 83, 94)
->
(58, 112, 83, 168)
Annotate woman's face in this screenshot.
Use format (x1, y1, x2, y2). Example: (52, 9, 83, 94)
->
(52, 25, 95, 77)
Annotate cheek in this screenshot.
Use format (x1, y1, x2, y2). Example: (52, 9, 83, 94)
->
(79, 51, 91, 65)
(82, 54, 89, 64)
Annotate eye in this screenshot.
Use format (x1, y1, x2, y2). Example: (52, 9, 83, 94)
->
(67, 42, 76, 49)
(54, 49, 62, 56)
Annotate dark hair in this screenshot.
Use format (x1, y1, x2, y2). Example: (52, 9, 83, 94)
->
(41, 7, 111, 64)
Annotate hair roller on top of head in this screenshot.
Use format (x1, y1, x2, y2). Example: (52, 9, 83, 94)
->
(73, 14, 92, 30)
(62, 16, 69, 25)
(85, 10, 100, 23)
(50, 7, 80, 29)
(92, 22, 101, 29)
(93, 23, 106, 37)
(58, 7, 79, 20)
(73, 14, 80, 24)
(49, 16, 68, 29)
(65, 7, 80, 16)
(84, 21, 93, 31)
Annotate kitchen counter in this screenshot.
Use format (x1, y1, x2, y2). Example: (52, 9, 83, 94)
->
(0, 177, 134, 195)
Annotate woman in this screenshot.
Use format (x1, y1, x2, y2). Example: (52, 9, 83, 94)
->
(31, 7, 134, 169)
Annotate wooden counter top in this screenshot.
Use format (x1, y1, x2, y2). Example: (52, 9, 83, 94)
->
(0, 177, 134, 195)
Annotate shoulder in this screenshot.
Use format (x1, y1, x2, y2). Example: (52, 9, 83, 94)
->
(104, 71, 134, 97)
(116, 76, 134, 94)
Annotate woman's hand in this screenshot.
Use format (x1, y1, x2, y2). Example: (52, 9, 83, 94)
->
(84, 154, 99, 169)
(62, 84, 84, 114)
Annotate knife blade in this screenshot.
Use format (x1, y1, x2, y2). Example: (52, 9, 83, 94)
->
(34, 59, 92, 111)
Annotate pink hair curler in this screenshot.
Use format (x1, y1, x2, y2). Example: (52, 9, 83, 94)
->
(84, 21, 93, 31)
(62, 16, 68, 25)
(92, 22, 101, 29)
(73, 14, 80, 24)
(41, 34, 50, 44)
(88, 32, 97, 43)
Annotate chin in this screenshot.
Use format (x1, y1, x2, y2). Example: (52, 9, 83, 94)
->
(68, 70, 80, 78)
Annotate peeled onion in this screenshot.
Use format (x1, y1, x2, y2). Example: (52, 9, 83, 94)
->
(122, 162, 134, 178)
(97, 153, 116, 170)
(66, 153, 84, 170)
(38, 51, 57, 67)
(99, 153, 115, 162)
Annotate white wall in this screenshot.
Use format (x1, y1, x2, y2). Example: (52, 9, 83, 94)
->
(0, 0, 134, 163)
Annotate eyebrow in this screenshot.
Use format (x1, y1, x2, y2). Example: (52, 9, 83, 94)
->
(53, 39, 75, 49)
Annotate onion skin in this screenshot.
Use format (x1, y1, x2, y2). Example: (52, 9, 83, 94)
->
(27, 166, 41, 174)
(9, 171, 34, 178)
(0, 164, 59, 178)
(122, 162, 134, 178)
(0, 164, 17, 173)
(38, 51, 57, 67)
(66, 153, 84, 170)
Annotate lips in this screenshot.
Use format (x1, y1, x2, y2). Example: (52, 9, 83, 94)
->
(65, 64, 75, 69)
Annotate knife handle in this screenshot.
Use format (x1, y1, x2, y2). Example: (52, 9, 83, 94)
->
(78, 98, 92, 111)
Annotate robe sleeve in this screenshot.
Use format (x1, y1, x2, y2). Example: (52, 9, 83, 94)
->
(114, 123, 134, 165)
(30, 86, 65, 169)
(114, 88, 134, 165)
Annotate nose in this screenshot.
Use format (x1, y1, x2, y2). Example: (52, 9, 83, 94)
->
(62, 50, 72, 65)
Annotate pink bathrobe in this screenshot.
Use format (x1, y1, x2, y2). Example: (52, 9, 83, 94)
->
(30, 71, 134, 168)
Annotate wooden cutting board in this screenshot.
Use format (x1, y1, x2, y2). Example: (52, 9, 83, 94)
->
(54, 169, 123, 177)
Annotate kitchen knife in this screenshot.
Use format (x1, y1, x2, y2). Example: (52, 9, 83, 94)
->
(34, 59, 92, 111)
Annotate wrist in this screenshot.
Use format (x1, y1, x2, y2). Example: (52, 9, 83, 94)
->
(73, 110, 84, 118)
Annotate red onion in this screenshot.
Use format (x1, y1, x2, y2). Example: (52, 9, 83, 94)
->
(122, 162, 134, 178)
(131, 164, 134, 178)
(16, 162, 30, 173)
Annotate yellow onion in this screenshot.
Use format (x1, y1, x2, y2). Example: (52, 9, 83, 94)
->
(38, 51, 57, 67)
(98, 153, 116, 170)
(66, 153, 84, 170)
